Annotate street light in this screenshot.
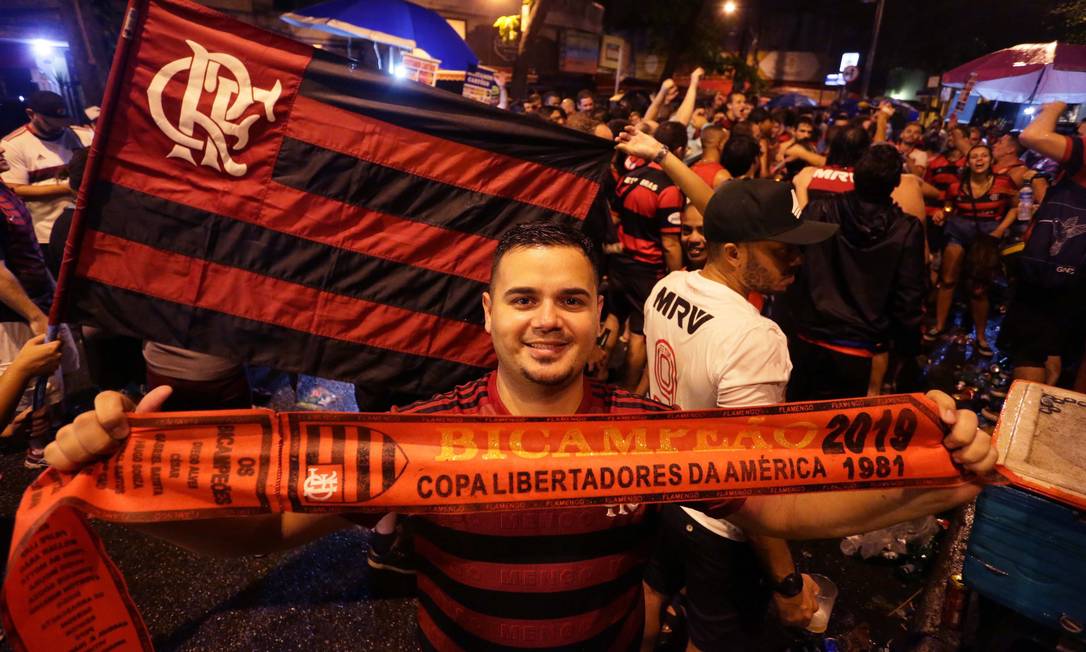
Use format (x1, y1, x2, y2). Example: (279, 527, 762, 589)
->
(722, 1, 737, 15)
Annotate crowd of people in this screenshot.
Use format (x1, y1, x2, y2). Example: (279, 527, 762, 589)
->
(0, 65, 1083, 651)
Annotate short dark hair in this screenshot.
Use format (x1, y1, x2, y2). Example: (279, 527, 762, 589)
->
(854, 144, 903, 203)
(826, 124, 871, 167)
(721, 135, 760, 178)
(796, 116, 815, 129)
(748, 107, 770, 125)
(726, 91, 746, 105)
(576, 89, 595, 101)
(490, 223, 598, 290)
(654, 121, 688, 154)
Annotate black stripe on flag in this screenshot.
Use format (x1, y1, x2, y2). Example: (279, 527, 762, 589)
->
(70, 280, 490, 395)
(274, 137, 571, 238)
(85, 182, 487, 325)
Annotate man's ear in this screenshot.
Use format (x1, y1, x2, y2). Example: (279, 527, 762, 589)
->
(482, 291, 493, 334)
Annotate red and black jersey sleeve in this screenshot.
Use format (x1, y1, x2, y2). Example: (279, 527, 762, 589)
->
(656, 184, 683, 236)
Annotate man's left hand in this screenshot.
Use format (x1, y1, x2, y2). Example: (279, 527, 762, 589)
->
(773, 573, 819, 627)
(927, 390, 997, 476)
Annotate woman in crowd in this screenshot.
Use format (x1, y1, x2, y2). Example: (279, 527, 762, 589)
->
(928, 144, 1019, 356)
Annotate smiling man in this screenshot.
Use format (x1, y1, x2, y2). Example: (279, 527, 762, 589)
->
(48, 222, 995, 651)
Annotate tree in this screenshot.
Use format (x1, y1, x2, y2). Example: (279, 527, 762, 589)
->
(1052, 0, 1086, 42)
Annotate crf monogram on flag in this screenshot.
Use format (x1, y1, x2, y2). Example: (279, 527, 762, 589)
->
(52, 0, 614, 398)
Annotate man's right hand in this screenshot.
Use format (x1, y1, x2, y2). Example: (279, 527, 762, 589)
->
(45, 386, 173, 472)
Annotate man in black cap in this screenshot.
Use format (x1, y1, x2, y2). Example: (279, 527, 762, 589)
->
(0, 90, 92, 246)
(639, 178, 836, 650)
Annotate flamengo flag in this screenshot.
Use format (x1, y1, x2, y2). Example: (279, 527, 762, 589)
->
(55, 0, 612, 396)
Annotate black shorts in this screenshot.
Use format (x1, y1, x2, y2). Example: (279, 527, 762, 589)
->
(644, 505, 769, 650)
(605, 257, 662, 336)
(998, 285, 1086, 367)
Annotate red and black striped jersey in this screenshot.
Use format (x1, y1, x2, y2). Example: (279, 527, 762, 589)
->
(613, 163, 684, 267)
(805, 165, 855, 202)
(947, 174, 1017, 220)
(691, 160, 724, 188)
(397, 371, 744, 651)
(923, 154, 965, 217)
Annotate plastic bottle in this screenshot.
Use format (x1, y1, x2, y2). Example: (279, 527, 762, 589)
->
(1018, 186, 1033, 221)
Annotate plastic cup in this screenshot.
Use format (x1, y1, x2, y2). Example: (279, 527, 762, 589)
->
(806, 574, 839, 634)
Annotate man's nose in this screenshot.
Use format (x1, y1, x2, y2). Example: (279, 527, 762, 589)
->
(532, 300, 559, 329)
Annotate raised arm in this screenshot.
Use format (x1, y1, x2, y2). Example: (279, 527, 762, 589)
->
(616, 126, 714, 212)
(644, 79, 677, 125)
(670, 68, 704, 126)
(1021, 102, 1069, 161)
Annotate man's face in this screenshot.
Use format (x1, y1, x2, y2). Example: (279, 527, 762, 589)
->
(578, 96, 595, 113)
(483, 246, 601, 389)
(738, 101, 752, 121)
(680, 206, 707, 269)
(901, 123, 922, 145)
(738, 241, 802, 294)
(548, 108, 565, 125)
(795, 123, 814, 142)
(992, 134, 1015, 159)
(524, 99, 541, 112)
(27, 109, 69, 139)
(727, 94, 746, 120)
(969, 128, 982, 146)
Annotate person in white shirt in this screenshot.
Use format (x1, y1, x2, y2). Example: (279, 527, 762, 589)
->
(0, 91, 93, 244)
(642, 180, 838, 651)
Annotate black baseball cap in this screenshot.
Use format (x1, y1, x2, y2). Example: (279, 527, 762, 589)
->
(26, 91, 68, 119)
(703, 179, 838, 245)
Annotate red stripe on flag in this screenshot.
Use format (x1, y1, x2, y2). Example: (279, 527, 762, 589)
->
(262, 183, 496, 283)
(76, 230, 496, 368)
(288, 95, 598, 221)
(98, 172, 496, 284)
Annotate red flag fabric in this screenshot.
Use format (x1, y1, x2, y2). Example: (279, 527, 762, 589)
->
(57, 0, 613, 396)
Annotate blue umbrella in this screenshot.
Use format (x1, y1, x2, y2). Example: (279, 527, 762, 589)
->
(766, 93, 818, 109)
(282, 0, 479, 72)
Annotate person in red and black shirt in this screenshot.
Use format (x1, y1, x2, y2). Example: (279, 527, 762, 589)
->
(51, 223, 997, 652)
(609, 121, 687, 391)
(1002, 102, 1086, 388)
(929, 144, 1018, 356)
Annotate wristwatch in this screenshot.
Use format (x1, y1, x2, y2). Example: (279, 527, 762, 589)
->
(652, 144, 669, 164)
(771, 571, 804, 598)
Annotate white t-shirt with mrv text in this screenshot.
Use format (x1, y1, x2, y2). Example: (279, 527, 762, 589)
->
(643, 270, 793, 540)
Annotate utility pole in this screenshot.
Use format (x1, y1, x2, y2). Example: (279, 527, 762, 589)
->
(861, 0, 885, 98)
